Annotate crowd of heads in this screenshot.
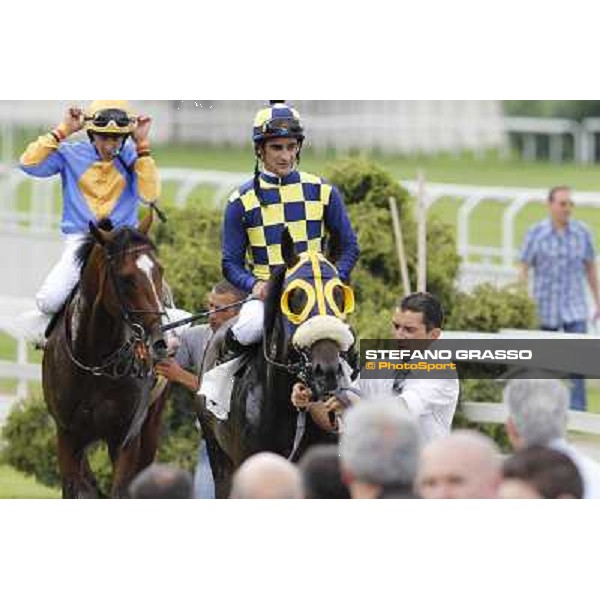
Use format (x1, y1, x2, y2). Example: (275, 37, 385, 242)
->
(129, 376, 586, 500)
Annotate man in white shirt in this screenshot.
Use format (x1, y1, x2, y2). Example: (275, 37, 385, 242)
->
(503, 377, 600, 499)
(291, 292, 459, 443)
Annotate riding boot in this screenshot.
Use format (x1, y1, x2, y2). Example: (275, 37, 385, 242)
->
(219, 328, 246, 364)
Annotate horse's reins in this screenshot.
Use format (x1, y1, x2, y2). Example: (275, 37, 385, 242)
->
(261, 336, 359, 461)
(160, 287, 356, 461)
(160, 297, 254, 333)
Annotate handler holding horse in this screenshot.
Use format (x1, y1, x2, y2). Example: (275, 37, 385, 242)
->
(19, 100, 160, 342)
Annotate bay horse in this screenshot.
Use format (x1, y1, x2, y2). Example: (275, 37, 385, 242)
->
(42, 212, 170, 498)
(198, 230, 356, 498)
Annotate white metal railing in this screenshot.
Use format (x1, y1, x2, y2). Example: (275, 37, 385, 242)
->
(505, 116, 600, 164)
(5, 167, 600, 291)
(461, 402, 600, 436)
(0, 298, 39, 424)
(447, 328, 600, 437)
(504, 116, 582, 162)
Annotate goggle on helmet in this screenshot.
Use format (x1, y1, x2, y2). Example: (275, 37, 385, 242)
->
(84, 100, 136, 135)
(253, 103, 305, 145)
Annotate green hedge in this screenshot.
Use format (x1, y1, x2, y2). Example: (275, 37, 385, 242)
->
(0, 387, 199, 495)
(325, 157, 460, 338)
(155, 203, 223, 312)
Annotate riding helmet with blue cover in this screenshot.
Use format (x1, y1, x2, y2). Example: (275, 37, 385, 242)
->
(252, 102, 305, 145)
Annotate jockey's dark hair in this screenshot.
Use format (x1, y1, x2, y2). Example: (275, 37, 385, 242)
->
(76, 223, 156, 273)
(548, 185, 571, 203)
(397, 292, 444, 331)
(212, 280, 247, 301)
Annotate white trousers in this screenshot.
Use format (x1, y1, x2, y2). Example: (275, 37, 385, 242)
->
(231, 298, 264, 345)
(36, 233, 86, 315)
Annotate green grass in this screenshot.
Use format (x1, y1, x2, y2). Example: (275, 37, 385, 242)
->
(150, 144, 600, 189)
(151, 146, 600, 255)
(0, 464, 60, 499)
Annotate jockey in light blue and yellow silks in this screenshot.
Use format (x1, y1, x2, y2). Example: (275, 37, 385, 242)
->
(21, 100, 159, 235)
(19, 100, 161, 327)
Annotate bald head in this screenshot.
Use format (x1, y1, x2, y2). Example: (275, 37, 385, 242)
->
(230, 452, 304, 499)
(417, 431, 502, 499)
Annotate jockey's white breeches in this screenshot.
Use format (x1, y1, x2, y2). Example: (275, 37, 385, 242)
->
(231, 298, 264, 345)
(36, 233, 86, 315)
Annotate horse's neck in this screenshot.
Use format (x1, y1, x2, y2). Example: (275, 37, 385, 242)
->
(73, 290, 125, 358)
(264, 314, 294, 409)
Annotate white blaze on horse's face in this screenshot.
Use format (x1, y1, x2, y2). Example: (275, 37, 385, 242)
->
(136, 253, 164, 312)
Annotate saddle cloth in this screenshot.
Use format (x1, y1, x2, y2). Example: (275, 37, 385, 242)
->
(198, 356, 246, 420)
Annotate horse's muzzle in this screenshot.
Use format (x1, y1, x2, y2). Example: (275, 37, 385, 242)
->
(311, 360, 343, 400)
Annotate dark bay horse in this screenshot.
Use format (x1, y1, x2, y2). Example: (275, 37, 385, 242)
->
(198, 230, 356, 498)
(42, 213, 170, 498)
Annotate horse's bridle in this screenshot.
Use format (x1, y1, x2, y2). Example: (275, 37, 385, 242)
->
(262, 326, 359, 461)
(105, 244, 167, 333)
(64, 244, 167, 379)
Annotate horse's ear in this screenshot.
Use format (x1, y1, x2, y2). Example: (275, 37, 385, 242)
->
(325, 229, 342, 265)
(89, 221, 109, 246)
(138, 209, 154, 236)
(281, 227, 298, 269)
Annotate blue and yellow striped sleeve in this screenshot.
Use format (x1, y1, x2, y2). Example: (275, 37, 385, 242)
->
(324, 184, 360, 282)
(222, 194, 257, 294)
(19, 131, 65, 177)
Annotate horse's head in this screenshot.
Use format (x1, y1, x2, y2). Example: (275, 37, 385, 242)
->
(80, 211, 169, 363)
(273, 228, 355, 399)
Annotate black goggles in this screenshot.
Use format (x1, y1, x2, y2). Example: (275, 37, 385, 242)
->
(86, 109, 133, 128)
(262, 117, 303, 136)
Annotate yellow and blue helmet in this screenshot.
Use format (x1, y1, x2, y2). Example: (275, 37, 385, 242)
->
(252, 102, 305, 145)
(84, 100, 136, 136)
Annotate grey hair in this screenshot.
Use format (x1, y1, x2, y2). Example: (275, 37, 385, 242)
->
(340, 397, 420, 486)
(503, 378, 569, 445)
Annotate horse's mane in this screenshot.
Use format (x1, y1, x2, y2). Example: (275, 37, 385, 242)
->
(75, 219, 157, 273)
(263, 265, 287, 338)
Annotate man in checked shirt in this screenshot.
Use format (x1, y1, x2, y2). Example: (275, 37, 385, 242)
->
(520, 185, 600, 411)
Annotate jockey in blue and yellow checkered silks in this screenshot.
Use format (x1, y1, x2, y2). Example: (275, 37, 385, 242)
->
(222, 102, 360, 293)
